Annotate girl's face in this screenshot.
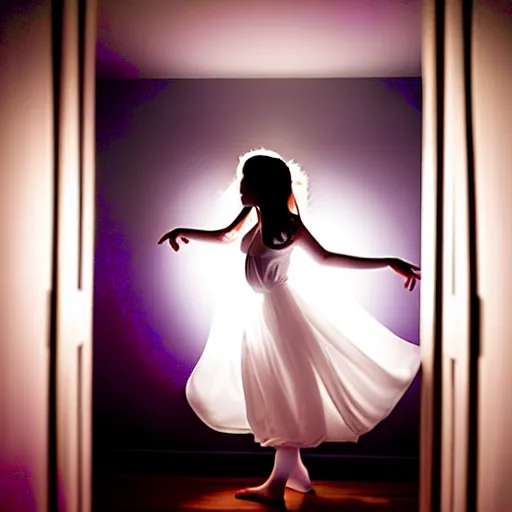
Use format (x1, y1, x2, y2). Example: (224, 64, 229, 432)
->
(240, 176, 258, 206)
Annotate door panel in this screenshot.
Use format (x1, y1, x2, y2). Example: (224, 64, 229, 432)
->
(0, 3, 54, 511)
(54, 0, 97, 510)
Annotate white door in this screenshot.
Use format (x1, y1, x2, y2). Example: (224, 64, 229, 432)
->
(420, 1, 480, 510)
(471, 3, 512, 511)
(0, 4, 54, 511)
(440, 1, 478, 510)
(54, 0, 97, 511)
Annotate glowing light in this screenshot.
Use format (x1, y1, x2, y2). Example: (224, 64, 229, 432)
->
(172, 148, 312, 353)
(171, 149, 419, 365)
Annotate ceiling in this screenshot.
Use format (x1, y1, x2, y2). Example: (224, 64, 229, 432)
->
(96, 0, 422, 78)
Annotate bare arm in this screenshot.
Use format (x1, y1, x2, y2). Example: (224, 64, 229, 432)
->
(181, 206, 253, 243)
(158, 206, 253, 250)
(216, 206, 255, 242)
(296, 219, 390, 270)
(296, 217, 421, 290)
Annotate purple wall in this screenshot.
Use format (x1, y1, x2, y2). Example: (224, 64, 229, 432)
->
(94, 78, 422, 458)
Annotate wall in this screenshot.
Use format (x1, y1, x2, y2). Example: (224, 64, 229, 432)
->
(0, 2, 53, 510)
(473, 3, 512, 510)
(94, 78, 422, 467)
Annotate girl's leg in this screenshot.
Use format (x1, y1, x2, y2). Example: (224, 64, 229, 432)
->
(286, 448, 313, 493)
(235, 446, 299, 505)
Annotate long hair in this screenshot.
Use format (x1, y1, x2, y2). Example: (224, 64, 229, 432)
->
(237, 149, 309, 249)
(236, 148, 309, 216)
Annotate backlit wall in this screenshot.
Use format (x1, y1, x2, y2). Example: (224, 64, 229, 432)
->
(94, 78, 421, 459)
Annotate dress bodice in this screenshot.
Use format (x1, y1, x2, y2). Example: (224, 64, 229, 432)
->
(242, 226, 294, 293)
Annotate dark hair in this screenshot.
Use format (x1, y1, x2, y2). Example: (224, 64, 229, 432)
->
(242, 155, 298, 249)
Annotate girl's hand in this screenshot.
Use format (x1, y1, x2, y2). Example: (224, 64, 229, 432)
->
(388, 258, 421, 291)
(158, 229, 189, 252)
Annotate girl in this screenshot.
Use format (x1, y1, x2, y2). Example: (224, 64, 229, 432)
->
(158, 149, 421, 507)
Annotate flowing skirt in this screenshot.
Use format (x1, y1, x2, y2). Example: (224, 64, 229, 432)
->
(185, 256, 421, 448)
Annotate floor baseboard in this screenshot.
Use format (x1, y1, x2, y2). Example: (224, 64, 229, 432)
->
(94, 449, 418, 482)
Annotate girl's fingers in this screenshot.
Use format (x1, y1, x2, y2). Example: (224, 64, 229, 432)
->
(406, 266, 421, 280)
(394, 264, 420, 291)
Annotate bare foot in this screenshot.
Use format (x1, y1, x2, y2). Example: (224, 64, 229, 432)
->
(234, 485, 286, 507)
(286, 460, 313, 493)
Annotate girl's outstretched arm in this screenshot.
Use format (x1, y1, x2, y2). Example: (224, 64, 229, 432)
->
(296, 217, 421, 291)
(158, 206, 253, 251)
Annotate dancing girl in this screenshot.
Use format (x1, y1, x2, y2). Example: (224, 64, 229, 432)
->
(158, 149, 421, 507)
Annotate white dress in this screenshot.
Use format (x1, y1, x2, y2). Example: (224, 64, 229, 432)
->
(185, 224, 421, 448)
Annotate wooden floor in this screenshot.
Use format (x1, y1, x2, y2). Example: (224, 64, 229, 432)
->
(93, 475, 418, 511)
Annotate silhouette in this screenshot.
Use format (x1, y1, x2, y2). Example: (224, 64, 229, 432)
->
(158, 149, 421, 507)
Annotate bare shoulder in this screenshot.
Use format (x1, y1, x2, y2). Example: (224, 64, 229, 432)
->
(290, 214, 311, 247)
(292, 214, 308, 239)
(240, 223, 258, 253)
(292, 215, 329, 261)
